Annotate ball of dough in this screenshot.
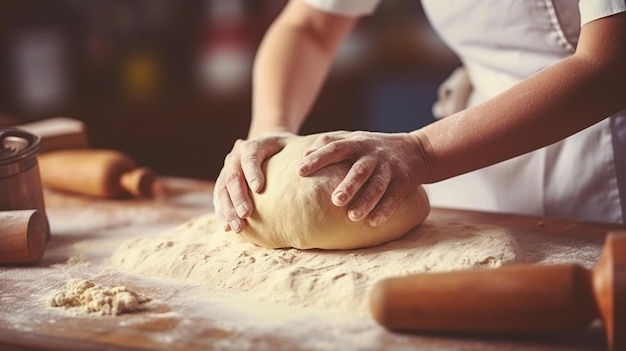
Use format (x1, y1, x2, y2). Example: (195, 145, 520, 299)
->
(239, 133, 430, 250)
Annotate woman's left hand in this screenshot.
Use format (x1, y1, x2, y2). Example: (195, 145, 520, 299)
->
(297, 131, 430, 227)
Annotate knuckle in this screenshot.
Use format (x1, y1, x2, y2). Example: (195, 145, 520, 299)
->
(215, 185, 231, 201)
(241, 154, 259, 167)
(377, 162, 392, 176)
(356, 190, 379, 211)
(231, 191, 248, 204)
(369, 197, 399, 224)
(214, 174, 226, 188)
(225, 171, 242, 184)
(242, 138, 257, 149)
(325, 142, 341, 155)
(371, 174, 389, 191)
(223, 151, 236, 166)
(380, 194, 402, 213)
(354, 131, 368, 140)
(233, 138, 246, 147)
(318, 134, 333, 144)
(223, 208, 238, 221)
(373, 206, 393, 220)
(351, 162, 371, 178)
(375, 184, 405, 213)
(338, 179, 359, 197)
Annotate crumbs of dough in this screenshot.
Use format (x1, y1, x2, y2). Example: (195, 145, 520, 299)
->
(47, 278, 150, 316)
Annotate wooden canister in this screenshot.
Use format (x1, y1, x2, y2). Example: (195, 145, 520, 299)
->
(0, 128, 50, 241)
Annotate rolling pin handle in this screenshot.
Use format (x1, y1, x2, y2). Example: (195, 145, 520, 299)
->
(592, 231, 626, 351)
(119, 167, 157, 198)
(0, 210, 47, 265)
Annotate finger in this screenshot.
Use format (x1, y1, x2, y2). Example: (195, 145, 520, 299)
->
(366, 183, 406, 227)
(303, 134, 335, 156)
(215, 182, 243, 232)
(347, 165, 391, 222)
(298, 139, 353, 176)
(240, 152, 264, 193)
(242, 137, 289, 192)
(213, 160, 234, 231)
(331, 156, 377, 207)
(225, 170, 253, 222)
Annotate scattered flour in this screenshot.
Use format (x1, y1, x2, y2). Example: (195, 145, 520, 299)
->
(47, 278, 150, 316)
(66, 255, 91, 266)
(110, 214, 523, 315)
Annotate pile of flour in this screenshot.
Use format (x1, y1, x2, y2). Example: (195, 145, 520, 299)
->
(110, 214, 523, 315)
(48, 278, 150, 316)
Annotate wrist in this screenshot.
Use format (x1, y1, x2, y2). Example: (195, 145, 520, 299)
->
(408, 130, 437, 184)
(247, 123, 295, 139)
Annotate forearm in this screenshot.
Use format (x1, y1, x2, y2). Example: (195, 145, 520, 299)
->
(415, 13, 626, 184)
(250, 27, 328, 137)
(249, 1, 356, 138)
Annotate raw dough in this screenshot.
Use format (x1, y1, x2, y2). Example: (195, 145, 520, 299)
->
(240, 133, 431, 250)
(47, 278, 150, 316)
(110, 214, 523, 315)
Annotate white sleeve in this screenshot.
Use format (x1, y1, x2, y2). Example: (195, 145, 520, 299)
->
(300, 0, 381, 17)
(579, 0, 626, 25)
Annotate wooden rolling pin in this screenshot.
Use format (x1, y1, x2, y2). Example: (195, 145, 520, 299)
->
(38, 149, 157, 199)
(0, 210, 47, 264)
(370, 231, 626, 351)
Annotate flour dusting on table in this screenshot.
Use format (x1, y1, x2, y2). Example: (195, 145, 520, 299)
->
(110, 213, 524, 315)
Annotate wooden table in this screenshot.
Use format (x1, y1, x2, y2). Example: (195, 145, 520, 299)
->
(1, 177, 624, 351)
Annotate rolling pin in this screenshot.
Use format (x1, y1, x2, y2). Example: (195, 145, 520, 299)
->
(370, 231, 626, 351)
(0, 210, 47, 264)
(37, 149, 157, 199)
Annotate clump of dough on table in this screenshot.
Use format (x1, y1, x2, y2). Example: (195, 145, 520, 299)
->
(239, 132, 431, 250)
(48, 278, 150, 316)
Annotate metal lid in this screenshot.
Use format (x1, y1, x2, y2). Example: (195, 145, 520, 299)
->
(0, 128, 42, 177)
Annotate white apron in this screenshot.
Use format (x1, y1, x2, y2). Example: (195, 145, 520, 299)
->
(301, 0, 626, 223)
(419, 0, 626, 224)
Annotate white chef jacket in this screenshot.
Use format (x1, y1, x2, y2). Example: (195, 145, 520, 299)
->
(301, 0, 626, 224)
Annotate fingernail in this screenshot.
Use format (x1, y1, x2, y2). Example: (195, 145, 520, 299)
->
(298, 163, 309, 175)
(250, 179, 261, 192)
(236, 203, 249, 218)
(349, 209, 362, 221)
(333, 191, 347, 205)
(230, 220, 242, 233)
(369, 216, 382, 227)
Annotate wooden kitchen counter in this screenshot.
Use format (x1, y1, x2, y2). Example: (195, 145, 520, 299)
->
(0, 177, 623, 351)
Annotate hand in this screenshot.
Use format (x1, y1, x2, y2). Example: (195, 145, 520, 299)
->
(213, 131, 296, 233)
(297, 131, 430, 227)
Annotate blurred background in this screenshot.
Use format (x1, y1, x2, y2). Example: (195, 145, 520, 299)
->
(0, 0, 459, 181)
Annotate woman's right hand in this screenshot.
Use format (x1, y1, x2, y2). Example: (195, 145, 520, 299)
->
(213, 131, 296, 233)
